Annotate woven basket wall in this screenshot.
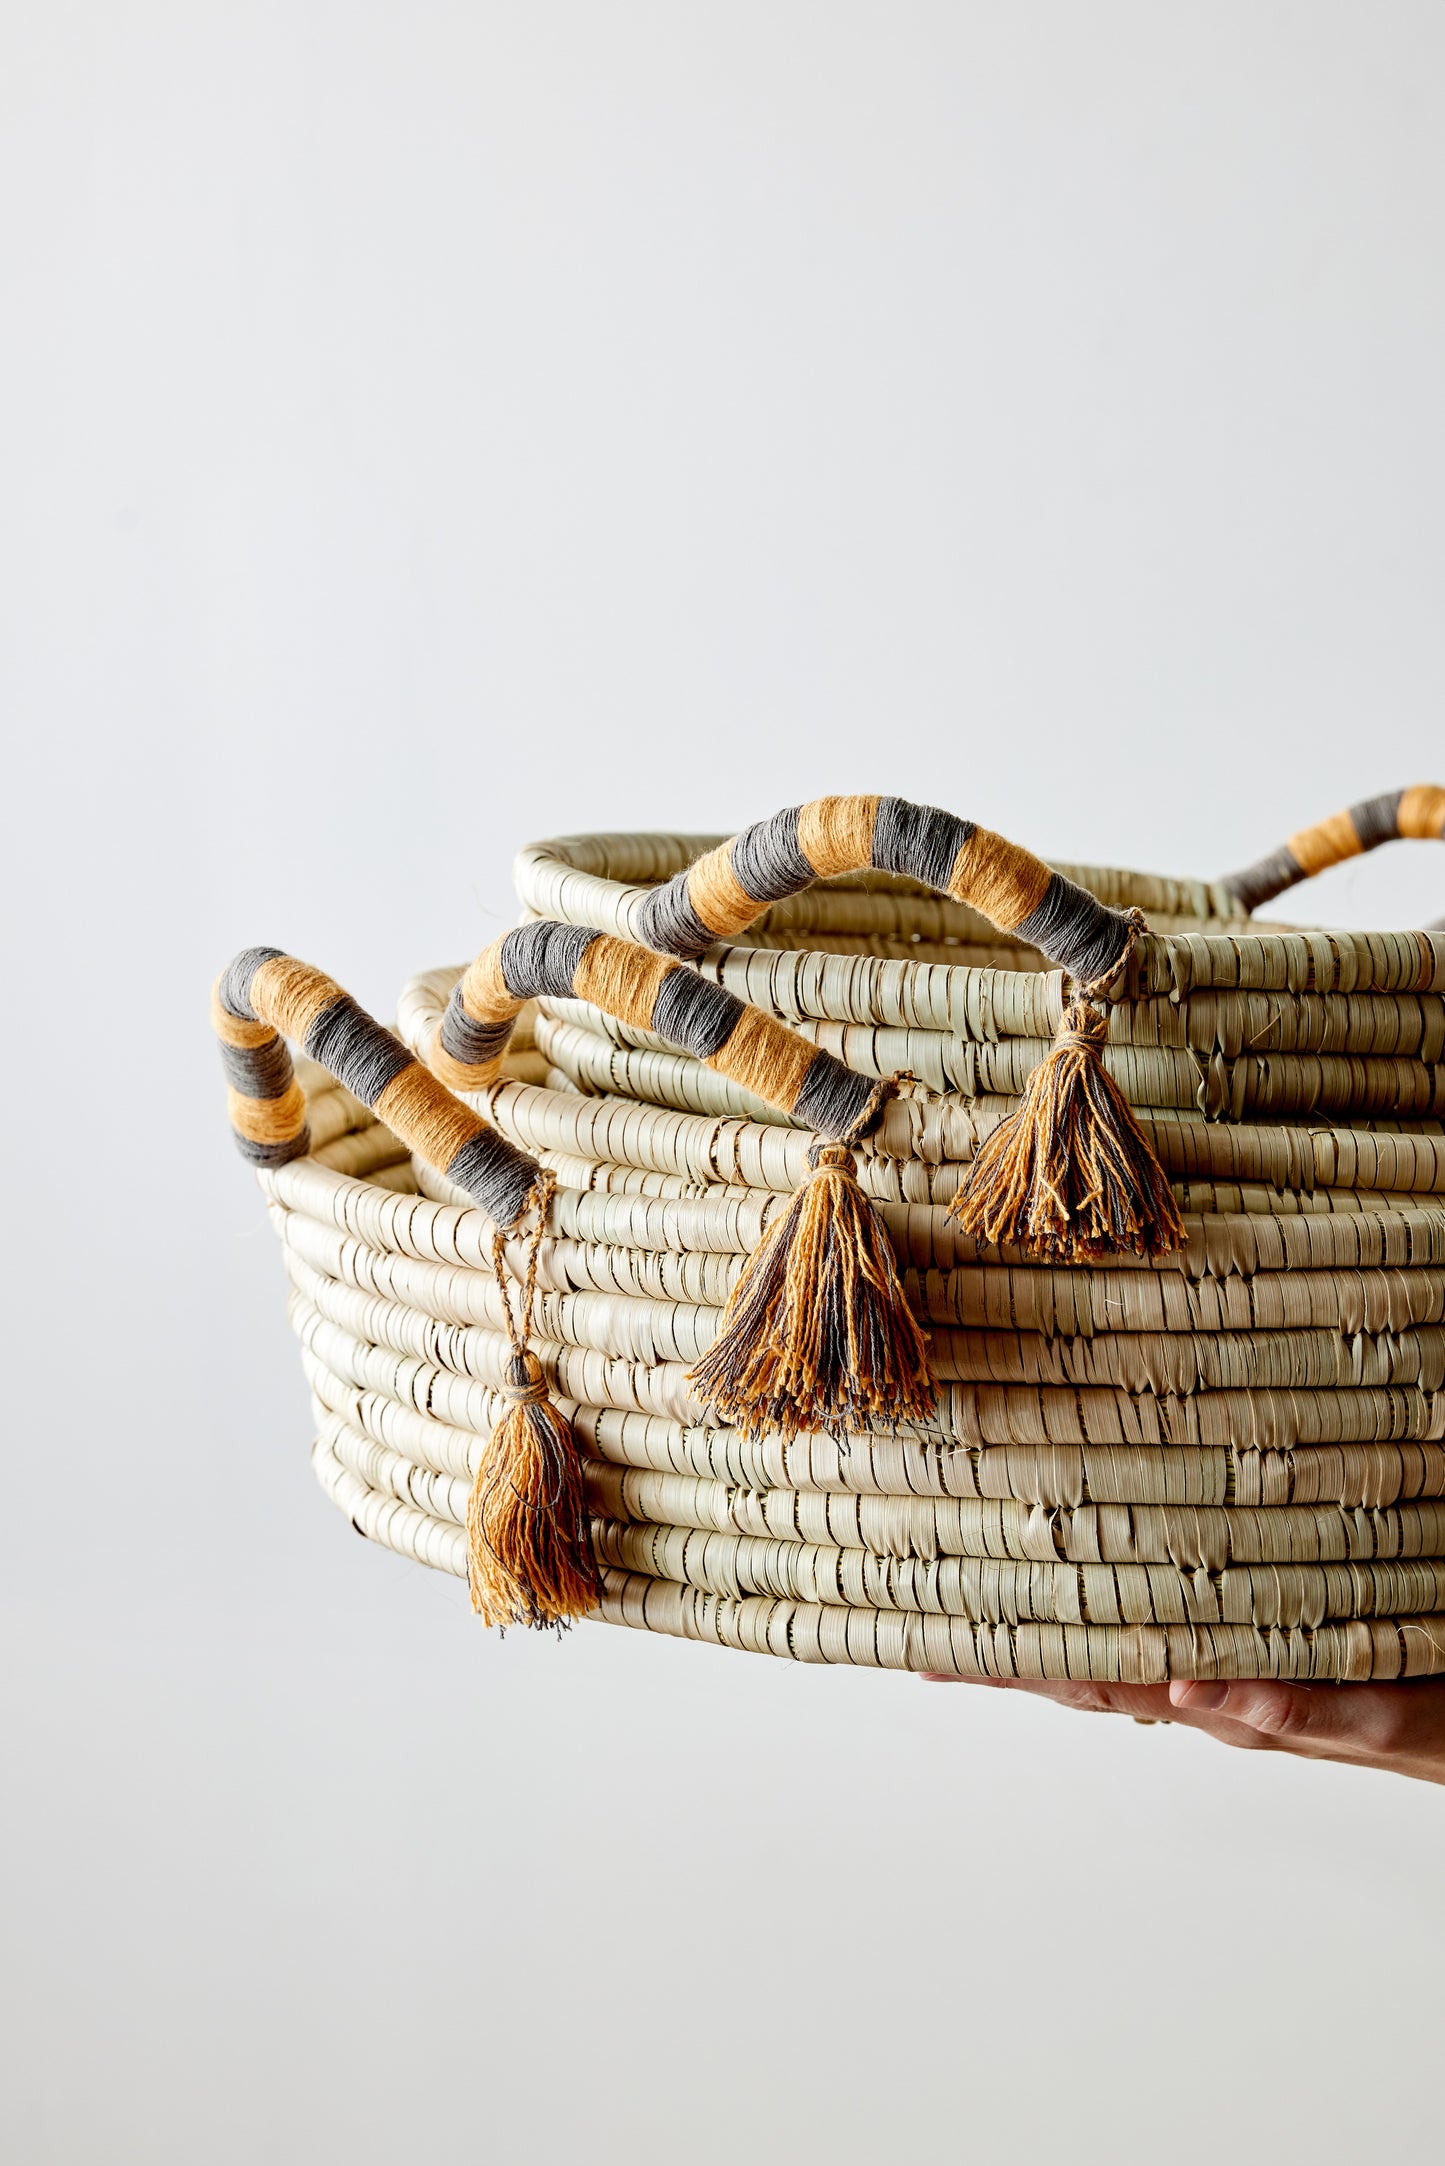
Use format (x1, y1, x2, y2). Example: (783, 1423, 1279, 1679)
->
(260, 831, 1445, 1683)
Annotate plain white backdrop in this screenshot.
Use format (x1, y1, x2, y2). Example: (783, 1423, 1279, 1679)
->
(4, 6, 1444, 2161)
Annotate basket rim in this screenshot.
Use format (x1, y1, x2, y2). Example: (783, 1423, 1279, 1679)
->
(391, 976, 1445, 1206)
(513, 832, 1445, 1001)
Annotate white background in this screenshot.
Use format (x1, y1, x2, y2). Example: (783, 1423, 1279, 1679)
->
(4, 6, 1444, 2161)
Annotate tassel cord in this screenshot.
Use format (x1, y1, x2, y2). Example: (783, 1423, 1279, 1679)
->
(1077, 903, 1148, 1005)
(488, 1169, 553, 1378)
(468, 1170, 601, 1629)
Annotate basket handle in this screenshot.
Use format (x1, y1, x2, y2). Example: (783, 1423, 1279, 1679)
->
(632, 795, 1138, 986)
(1219, 785, 1445, 915)
(426, 921, 890, 1141)
(213, 946, 542, 1231)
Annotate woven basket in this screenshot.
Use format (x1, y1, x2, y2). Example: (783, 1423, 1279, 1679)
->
(223, 788, 1445, 1682)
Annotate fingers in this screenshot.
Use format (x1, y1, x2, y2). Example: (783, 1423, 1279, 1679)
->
(920, 1674, 1283, 1746)
(987, 1679, 1278, 1743)
(1170, 1679, 1445, 1772)
(1171, 1681, 1324, 1736)
(921, 1676, 1179, 1720)
(921, 1671, 1445, 1780)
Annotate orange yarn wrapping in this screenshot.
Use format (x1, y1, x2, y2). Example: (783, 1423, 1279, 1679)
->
(468, 1174, 600, 1630)
(687, 1138, 935, 1442)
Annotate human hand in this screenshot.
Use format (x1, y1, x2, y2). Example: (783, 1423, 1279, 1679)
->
(921, 1673, 1445, 1784)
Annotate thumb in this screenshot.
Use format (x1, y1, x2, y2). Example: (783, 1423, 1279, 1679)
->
(1168, 1679, 1395, 1753)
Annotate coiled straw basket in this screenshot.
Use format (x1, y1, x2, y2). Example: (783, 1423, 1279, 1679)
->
(219, 786, 1445, 1683)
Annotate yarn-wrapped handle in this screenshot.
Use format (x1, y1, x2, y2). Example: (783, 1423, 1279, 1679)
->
(1220, 785, 1445, 916)
(633, 795, 1138, 986)
(214, 945, 542, 1231)
(606, 797, 1183, 1266)
(426, 922, 890, 1143)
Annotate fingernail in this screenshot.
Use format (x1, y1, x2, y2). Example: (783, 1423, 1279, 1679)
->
(1172, 1681, 1229, 1710)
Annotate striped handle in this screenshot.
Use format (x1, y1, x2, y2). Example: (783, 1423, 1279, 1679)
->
(427, 921, 888, 1142)
(1220, 785, 1445, 915)
(214, 946, 541, 1231)
(633, 795, 1136, 986)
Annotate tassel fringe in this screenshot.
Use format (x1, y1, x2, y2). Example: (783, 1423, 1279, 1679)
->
(468, 1352, 599, 1630)
(687, 1142, 936, 1441)
(467, 1176, 600, 1630)
(951, 997, 1184, 1262)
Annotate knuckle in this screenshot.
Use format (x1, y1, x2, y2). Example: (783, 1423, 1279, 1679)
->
(1237, 1686, 1306, 1738)
(1218, 1724, 1275, 1753)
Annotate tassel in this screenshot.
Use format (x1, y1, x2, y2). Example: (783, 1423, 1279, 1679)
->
(468, 1352, 598, 1630)
(468, 1177, 600, 1630)
(951, 996, 1184, 1262)
(687, 1141, 936, 1441)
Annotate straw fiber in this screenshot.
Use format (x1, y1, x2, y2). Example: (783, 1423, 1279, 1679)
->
(234, 797, 1445, 1677)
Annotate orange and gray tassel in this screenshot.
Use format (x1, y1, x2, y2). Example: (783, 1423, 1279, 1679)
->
(951, 913, 1184, 1263)
(688, 1114, 936, 1443)
(470, 1171, 599, 1630)
(425, 919, 936, 1441)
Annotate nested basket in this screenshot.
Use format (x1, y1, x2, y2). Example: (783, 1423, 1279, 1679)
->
(220, 787, 1445, 1683)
